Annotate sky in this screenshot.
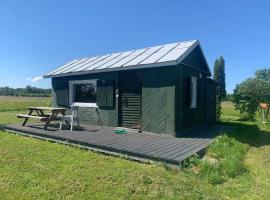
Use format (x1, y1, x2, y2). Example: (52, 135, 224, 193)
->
(0, 0, 269, 93)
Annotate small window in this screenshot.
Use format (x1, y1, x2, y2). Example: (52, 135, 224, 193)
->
(190, 77, 197, 108)
(69, 80, 97, 107)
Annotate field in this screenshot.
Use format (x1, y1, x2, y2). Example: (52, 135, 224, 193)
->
(0, 96, 51, 112)
(0, 98, 270, 199)
(0, 96, 51, 125)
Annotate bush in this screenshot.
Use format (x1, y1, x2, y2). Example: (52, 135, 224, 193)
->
(233, 68, 270, 120)
(233, 78, 270, 120)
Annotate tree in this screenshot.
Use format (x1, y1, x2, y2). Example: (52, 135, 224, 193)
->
(213, 56, 226, 121)
(213, 56, 226, 99)
(255, 68, 270, 82)
(233, 70, 270, 120)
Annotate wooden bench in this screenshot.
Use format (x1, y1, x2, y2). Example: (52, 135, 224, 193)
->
(17, 107, 66, 129)
(17, 114, 49, 121)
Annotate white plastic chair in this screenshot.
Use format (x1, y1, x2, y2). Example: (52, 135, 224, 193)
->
(59, 105, 80, 131)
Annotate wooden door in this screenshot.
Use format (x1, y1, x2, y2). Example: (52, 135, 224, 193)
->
(119, 72, 142, 128)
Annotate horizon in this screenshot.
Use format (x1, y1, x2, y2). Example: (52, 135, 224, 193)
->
(0, 0, 269, 93)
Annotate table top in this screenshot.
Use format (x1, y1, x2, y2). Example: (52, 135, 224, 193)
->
(28, 107, 66, 111)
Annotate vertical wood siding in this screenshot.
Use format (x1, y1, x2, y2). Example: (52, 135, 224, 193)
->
(141, 68, 176, 136)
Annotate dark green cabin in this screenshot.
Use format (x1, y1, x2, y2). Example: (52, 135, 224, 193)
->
(44, 40, 216, 137)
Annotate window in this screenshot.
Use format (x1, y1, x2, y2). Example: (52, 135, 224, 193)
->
(190, 77, 197, 108)
(69, 80, 97, 107)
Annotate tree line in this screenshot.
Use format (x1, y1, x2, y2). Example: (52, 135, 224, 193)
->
(0, 85, 51, 97)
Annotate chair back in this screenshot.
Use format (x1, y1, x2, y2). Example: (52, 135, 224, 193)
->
(71, 105, 79, 118)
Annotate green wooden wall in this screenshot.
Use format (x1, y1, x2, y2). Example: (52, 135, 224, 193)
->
(52, 68, 177, 136)
(52, 72, 119, 127)
(177, 65, 207, 132)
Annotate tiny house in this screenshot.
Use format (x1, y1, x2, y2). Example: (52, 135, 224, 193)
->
(44, 40, 216, 137)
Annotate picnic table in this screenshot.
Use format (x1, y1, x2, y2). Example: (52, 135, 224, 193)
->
(17, 107, 66, 129)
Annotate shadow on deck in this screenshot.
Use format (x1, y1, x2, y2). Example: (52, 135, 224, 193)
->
(3, 123, 225, 167)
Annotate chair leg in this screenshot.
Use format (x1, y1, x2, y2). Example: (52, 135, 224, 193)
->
(71, 118, 74, 131)
(60, 119, 63, 130)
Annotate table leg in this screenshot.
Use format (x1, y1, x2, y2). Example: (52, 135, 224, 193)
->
(44, 112, 54, 130)
(39, 110, 45, 116)
(43, 110, 59, 130)
(22, 109, 33, 126)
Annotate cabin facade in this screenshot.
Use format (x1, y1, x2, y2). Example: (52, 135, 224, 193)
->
(44, 40, 216, 137)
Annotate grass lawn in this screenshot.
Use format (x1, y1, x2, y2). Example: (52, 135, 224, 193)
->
(1, 97, 270, 199)
(0, 96, 51, 112)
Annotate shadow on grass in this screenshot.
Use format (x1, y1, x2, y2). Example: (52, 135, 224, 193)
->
(234, 117, 252, 122)
(219, 120, 270, 147)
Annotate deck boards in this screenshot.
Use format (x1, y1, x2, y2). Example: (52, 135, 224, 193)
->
(3, 124, 223, 166)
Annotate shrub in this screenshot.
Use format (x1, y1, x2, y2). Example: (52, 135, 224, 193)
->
(233, 68, 270, 120)
(233, 78, 270, 120)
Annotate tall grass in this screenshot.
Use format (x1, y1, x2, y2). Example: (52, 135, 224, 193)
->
(185, 102, 249, 184)
(198, 135, 248, 184)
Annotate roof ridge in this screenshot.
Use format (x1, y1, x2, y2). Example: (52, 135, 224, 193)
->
(80, 39, 197, 60)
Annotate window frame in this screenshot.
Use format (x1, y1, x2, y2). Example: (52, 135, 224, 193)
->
(69, 79, 98, 108)
(190, 76, 197, 109)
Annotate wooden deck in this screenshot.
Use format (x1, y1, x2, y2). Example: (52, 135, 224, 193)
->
(4, 124, 224, 167)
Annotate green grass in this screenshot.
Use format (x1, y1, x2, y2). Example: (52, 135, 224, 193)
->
(221, 101, 246, 119)
(1, 97, 270, 199)
(0, 131, 223, 200)
(0, 96, 51, 112)
(0, 111, 23, 124)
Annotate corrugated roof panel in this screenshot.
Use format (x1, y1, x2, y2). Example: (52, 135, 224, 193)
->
(158, 41, 197, 63)
(72, 55, 111, 72)
(123, 45, 164, 66)
(48, 59, 79, 75)
(83, 53, 123, 71)
(71, 56, 101, 72)
(44, 40, 204, 78)
(69, 56, 100, 72)
(95, 50, 136, 69)
(47, 59, 78, 75)
(108, 48, 148, 68)
(140, 43, 180, 65)
(158, 47, 189, 63)
(54, 58, 89, 75)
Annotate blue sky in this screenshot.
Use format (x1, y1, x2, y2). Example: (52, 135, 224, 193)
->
(0, 0, 269, 93)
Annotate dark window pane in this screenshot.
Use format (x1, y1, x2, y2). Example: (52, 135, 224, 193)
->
(74, 83, 96, 103)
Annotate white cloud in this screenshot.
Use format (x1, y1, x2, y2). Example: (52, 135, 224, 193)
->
(26, 76, 43, 83)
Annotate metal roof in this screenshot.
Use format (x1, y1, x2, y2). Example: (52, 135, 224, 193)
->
(44, 40, 205, 78)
